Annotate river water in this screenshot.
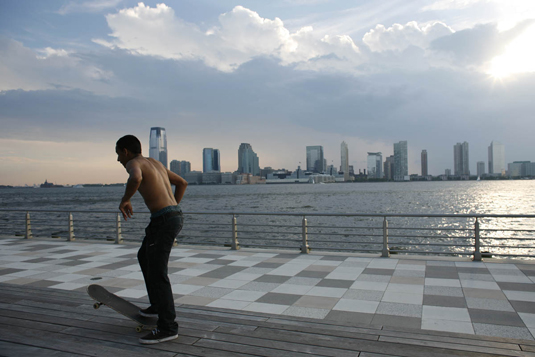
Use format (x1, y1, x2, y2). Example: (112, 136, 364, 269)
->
(1, 181, 534, 257)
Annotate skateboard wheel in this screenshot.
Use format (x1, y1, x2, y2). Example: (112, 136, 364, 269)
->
(93, 302, 101, 309)
(136, 325, 143, 333)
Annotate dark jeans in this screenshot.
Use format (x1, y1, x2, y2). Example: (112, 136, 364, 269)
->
(138, 210, 183, 334)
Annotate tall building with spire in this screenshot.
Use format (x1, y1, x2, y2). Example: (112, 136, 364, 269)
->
(237, 143, 260, 176)
(149, 127, 167, 168)
(488, 141, 505, 175)
(340, 141, 349, 181)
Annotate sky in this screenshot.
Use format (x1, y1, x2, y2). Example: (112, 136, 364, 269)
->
(1, 0, 534, 185)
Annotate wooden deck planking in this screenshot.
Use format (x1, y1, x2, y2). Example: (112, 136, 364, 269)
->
(0, 283, 534, 357)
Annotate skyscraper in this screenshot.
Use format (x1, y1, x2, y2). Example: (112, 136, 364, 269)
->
(384, 156, 394, 180)
(421, 150, 428, 177)
(149, 127, 167, 168)
(477, 161, 485, 177)
(488, 141, 505, 175)
(340, 142, 349, 181)
(454, 142, 470, 177)
(237, 143, 260, 176)
(306, 146, 325, 173)
(367, 152, 383, 179)
(393, 141, 408, 181)
(203, 148, 220, 173)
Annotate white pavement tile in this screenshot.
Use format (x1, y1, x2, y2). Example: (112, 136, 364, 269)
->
(367, 259, 398, 269)
(271, 284, 314, 295)
(243, 302, 289, 314)
(226, 273, 263, 281)
(119, 271, 144, 280)
(460, 280, 500, 290)
(229, 260, 262, 267)
(421, 319, 475, 334)
(48, 274, 89, 283)
(503, 290, 535, 302)
(333, 299, 379, 313)
(49, 282, 87, 291)
(115, 289, 147, 299)
(350, 281, 388, 291)
(325, 267, 364, 280)
(381, 291, 423, 305)
(178, 257, 214, 264)
(424, 278, 461, 287)
(221, 290, 266, 302)
(376, 302, 422, 317)
(209, 279, 249, 289)
(455, 262, 487, 268)
(519, 313, 535, 328)
(305, 286, 347, 298)
(422, 306, 470, 322)
(171, 284, 203, 295)
(492, 275, 532, 283)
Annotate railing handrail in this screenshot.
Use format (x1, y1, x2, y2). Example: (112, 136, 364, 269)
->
(2, 208, 535, 219)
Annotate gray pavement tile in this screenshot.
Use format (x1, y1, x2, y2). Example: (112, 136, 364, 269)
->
(281, 306, 330, 319)
(457, 267, 491, 274)
(254, 262, 284, 269)
(462, 288, 507, 300)
(0, 268, 24, 275)
(296, 270, 330, 279)
(241, 267, 274, 275)
(376, 302, 422, 317)
(426, 261, 456, 266)
(24, 258, 60, 263)
(425, 270, 459, 279)
(190, 286, 233, 299)
(469, 309, 526, 327)
(424, 286, 464, 297)
(208, 259, 236, 265)
(473, 323, 534, 340)
(371, 314, 422, 329)
(497, 282, 535, 292)
(458, 273, 494, 281)
(26, 280, 62, 288)
(466, 297, 515, 312)
(191, 253, 226, 259)
(320, 256, 348, 261)
(239, 281, 280, 292)
(393, 269, 425, 278)
(423, 294, 467, 308)
(199, 266, 246, 279)
(324, 310, 375, 326)
(489, 268, 526, 276)
(285, 277, 322, 286)
(357, 274, 392, 282)
(58, 260, 88, 267)
(343, 289, 384, 301)
(389, 276, 425, 285)
(510, 300, 535, 313)
(294, 295, 340, 309)
(254, 275, 290, 284)
(362, 268, 395, 276)
(256, 292, 302, 305)
(316, 279, 354, 289)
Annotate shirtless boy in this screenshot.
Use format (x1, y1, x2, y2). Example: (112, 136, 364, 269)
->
(115, 135, 187, 344)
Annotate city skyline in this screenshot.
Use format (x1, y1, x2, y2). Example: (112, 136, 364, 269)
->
(1, 1, 534, 185)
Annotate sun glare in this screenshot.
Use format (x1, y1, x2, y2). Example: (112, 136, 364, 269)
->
(489, 25, 535, 79)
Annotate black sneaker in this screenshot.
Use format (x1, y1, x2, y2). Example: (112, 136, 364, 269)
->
(139, 328, 178, 344)
(139, 305, 158, 317)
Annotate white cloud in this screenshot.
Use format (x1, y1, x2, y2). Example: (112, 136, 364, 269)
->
(97, 3, 361, 73)
(363, 21, 454, 52)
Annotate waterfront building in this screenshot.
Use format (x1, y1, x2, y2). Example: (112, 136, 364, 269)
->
(306, 146, 325, 173)
(349, 165, 355, 176)
(445, 169, 451, 177)
(203, 148, 220, 173)
(421, 150, 428, 177)
(202, 171, 222, 184)
(477, 161, 485, 177)
(453, 142, 470, 178)
(508, 161, 535, 178)
(393, 141, 408, 181)
(184, 171, 202, 185)
(488, 141, 505, 175)
(170, 160, 180, 175)
(170, 160, 191, 176)
(341, 142, 349, 181)
(238, 143, 260, 176)
(149, 127, 167, 168)
(367, 152, 383, 179)
(384, 156, 394, 181)
(221, 172, 235, 184)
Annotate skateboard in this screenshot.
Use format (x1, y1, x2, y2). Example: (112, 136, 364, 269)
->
(87, 284, 157, 332)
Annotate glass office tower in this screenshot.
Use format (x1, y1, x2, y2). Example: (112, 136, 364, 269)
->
(203, 148, 221, 173)
(238, 143, 260, 176)
(306, 146, 325, 173)
(393, 141, 408, 181)
(149, 127, 167, 168)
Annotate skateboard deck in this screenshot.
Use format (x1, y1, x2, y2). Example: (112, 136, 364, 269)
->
(87, 284, 157, 332)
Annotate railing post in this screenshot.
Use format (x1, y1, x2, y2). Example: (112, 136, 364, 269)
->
(382, 217, 390, 257)
(473, 217, 482, 261)
(231, 214, 240, 250)
(301, 216, 310, 254)
(25, 211, 33, 239)
(67, 212, 75, 241)
(115, 213, 123, 244)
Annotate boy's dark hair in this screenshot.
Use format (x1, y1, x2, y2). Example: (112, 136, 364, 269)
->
(116, 135, 142, 154)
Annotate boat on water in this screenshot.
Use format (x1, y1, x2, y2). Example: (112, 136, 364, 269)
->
(40, 180, 64, 188)
(73, 184, 84, 188)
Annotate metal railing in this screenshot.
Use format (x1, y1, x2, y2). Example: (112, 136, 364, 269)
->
(1, 209, 535, 260)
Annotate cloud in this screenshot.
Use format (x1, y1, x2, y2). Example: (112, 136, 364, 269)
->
(363, 21, 454, 52)
(96, 3, 361, 73)
(422, 0, 487, 11)
(58, 0, 123, 15)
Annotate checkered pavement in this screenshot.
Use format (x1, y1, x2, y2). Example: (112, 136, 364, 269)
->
(1, 236, 535, 340)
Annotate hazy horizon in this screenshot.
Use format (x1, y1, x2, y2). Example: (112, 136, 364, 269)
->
(1, 0, 534, 186)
